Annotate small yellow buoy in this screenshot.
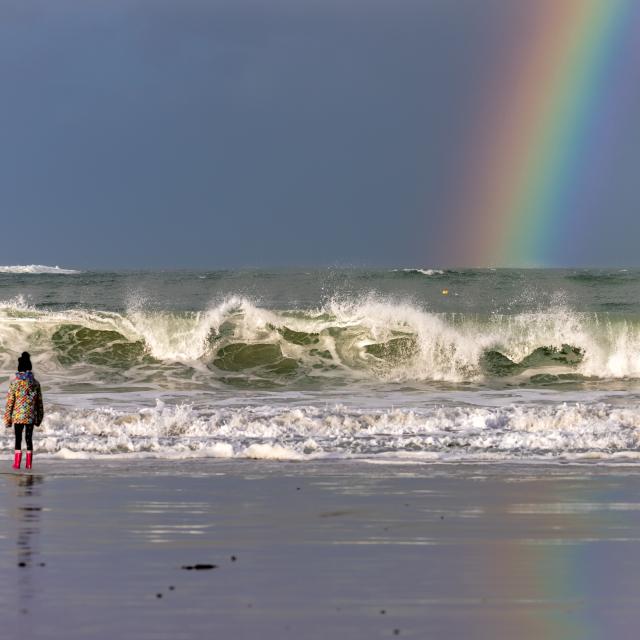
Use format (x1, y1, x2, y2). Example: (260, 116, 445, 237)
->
(441, 289, 449, 296)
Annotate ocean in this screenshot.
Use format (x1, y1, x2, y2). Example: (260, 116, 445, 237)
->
(1, 265, 639, 463)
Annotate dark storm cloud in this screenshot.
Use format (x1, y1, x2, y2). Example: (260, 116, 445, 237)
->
(1, 1, 634, 268)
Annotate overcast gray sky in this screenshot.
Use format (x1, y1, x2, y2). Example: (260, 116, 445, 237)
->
(1, 0, 638, 269)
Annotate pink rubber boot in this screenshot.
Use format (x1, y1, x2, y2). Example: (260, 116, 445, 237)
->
(25, 452, 32, 470)
(12, 451, 22, 469)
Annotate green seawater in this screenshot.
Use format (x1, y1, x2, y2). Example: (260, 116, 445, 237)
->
(0, 268, 639, 395)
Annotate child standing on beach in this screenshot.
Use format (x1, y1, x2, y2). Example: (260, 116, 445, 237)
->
(4, 352, 44, 470)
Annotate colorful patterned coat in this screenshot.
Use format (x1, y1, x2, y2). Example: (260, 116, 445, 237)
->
(3, 372, 44, 427)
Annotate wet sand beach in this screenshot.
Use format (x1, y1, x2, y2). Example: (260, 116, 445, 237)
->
(2, 460, 640, 639)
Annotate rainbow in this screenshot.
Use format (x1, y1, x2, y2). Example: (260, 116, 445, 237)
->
(455, 0, 639, 267)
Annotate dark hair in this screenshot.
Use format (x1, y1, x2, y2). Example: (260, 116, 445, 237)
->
(17, 352, 32, 372)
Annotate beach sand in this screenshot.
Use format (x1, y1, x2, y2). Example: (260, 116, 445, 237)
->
(2, 460, 640, 639)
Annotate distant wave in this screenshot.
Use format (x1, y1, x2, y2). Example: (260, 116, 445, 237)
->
(564, 271, 631, 283)
(392, 268, 445, 276)
(0, 265, 81, 274)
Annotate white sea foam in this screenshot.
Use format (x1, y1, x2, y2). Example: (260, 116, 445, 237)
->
(4, 400, 640, 462)
(0, 265, 81, 274)
(393, 268, 445, 276)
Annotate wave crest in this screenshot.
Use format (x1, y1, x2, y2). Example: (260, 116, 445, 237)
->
(392, 268, 445, 276)
(0, 265, 81, 274)
(1, 296, 640, 384)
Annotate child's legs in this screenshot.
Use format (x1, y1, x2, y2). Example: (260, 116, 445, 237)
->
(25, 425, 34, 452)
(14, 424, 24, 450)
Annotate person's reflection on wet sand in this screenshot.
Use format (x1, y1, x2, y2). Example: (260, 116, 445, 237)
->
(9, 474, 44, 617)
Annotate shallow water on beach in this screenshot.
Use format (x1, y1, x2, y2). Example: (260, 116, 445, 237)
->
(1, 267, 640, 462)
(1, 460, 640, 639)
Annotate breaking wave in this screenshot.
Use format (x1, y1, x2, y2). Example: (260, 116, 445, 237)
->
(392, 268, 445, 276)
(1, 295, 640, 387)
(0, 265, 81, 274)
